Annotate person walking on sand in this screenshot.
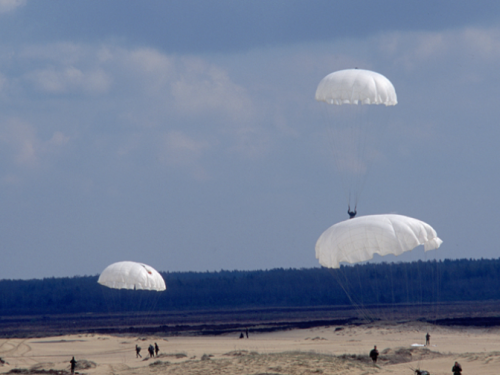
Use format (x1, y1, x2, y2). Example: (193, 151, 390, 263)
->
(148, 344, 154, 358)
(369, 346, 379, 364)
(135, 345, 142, 358)
(154, 342, 159, 356)
(70, 357, 76, 375)
(425, 332, 430, 346)
(452, 361, 462, 375)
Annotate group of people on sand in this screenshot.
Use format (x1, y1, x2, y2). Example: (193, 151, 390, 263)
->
(135, 343, 159, 359)
(238, 328, 249, 339)
(369, 335, 463, 375)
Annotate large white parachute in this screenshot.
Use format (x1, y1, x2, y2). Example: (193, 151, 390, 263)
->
(98, 261, 166, 291)
(315, 69, 397, 106)
(315, 214, 443, 269)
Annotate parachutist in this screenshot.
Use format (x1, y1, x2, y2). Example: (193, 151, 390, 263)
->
(347, 206, 357, 219)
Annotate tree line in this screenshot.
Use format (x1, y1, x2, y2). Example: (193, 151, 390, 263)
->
(0, 258, 499, 316)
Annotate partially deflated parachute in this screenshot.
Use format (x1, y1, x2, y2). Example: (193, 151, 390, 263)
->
(315, 69, 397, 106)
(98, 261, 166, 291)
(316, 214, 442, 269)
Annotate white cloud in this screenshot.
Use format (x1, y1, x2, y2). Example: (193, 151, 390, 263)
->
(0, 71, 6, 92)
(0, 0, 25, 14)
(227, 125, 271, 159)
(171, 58, 254, 122)
(380, 27, 500, 72)
(18, 43, 256, 124)
(18, 43, 112, 94)
(158, 131, 211, 180)
(462, 27, 500, 60)
(126, 48, 173, 76)
(0, 118, 69, 168)
(48, 131, 70, 147)
(21, 43, 85, 65)
(26, 66, 110, 94)
(119, 47, 174, 94)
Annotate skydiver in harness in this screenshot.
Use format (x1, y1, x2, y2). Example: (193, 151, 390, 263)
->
(347, 205, 357, 219)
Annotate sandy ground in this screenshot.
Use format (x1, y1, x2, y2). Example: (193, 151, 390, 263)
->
(1, 322, 499, 375)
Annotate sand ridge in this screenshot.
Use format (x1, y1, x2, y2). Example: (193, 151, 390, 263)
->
(1, 322, 499, 375)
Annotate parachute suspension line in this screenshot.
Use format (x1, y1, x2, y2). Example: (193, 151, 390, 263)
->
(422, 248, 441, 324)
(331, 268, 374, 322)
(408, 248, 421, 319)
(344, 265, 376, 321)
(389, 264, 396, 321)
(417, 259, 424, 318)
(355, 265, 366, 308)
(136, 290, 163, 329)
(352, 104, 368, 209)
(343, 105, 366, 209)
(403, 261, 411, 321)
(418, 264, 423, 317)
(320, 102, 369, 210)
(436, 258, 441, 323)
(433, 249, 441, 324)
(320, 104, 351, 207)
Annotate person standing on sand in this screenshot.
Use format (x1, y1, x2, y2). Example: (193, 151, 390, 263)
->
(148, 344, 154, 358)
(369, 346, 379, 364)
(135, 345, 142, 358)
(452, 361, 462, 375)
(154, 342, 159, 356)
(425, 332, 430, 346)
(70, 357, 76, 374)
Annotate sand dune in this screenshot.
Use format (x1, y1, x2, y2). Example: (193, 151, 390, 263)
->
(1, 322, 499, 375)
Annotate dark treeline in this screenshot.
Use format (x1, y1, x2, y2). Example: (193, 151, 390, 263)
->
(1, 258, 499, 316)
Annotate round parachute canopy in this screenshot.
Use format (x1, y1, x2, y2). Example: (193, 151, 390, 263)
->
(315, 69, 397, 106)
(315, 214, 442, 269)
(98, 261, 166, 291)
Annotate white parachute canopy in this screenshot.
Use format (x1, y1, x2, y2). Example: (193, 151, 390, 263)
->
(315, 214, 443, 269)
(98, 261, 166, 291)
(315, 69, 397, 106)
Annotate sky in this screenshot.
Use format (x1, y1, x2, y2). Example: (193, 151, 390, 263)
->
(1, 0, 500, 280)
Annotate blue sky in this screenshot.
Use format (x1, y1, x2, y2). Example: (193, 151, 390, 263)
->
(1, 0, 500, 279)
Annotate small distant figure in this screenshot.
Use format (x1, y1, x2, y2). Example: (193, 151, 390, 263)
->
(425, 332, 430, 346)
(245, 328, 249, 338)
(135, 345, 142, 358)
(239, 332, 244, 339)
(369, 345, 379, 364)
(154, 342, 159, 356)
(347, 206, 357, 219)
(148, 344, 155, 358)
(70, 357, 76, 375)
(452, 361, 462, 375)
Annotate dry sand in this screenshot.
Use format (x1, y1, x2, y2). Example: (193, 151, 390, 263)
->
(1, 322, 499, 375)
